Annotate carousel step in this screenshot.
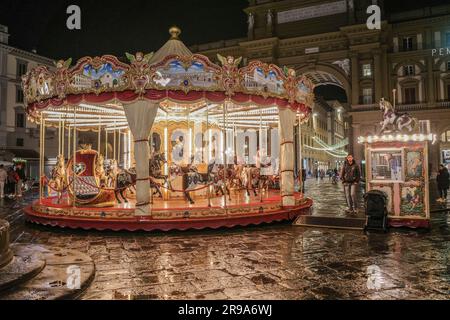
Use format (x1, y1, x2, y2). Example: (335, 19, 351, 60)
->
(294, 215, 366, 230)
(0, 245, 95, 300)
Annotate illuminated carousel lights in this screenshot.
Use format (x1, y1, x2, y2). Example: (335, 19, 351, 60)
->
(20, 27, 315, 232)
(358, 133, 437, 144)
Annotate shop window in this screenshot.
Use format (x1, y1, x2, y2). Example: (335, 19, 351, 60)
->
(446, 32, 450, 46)
(447, 61, 450, 71)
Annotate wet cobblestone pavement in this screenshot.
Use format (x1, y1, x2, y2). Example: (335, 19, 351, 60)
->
(0, 179, 448, 300)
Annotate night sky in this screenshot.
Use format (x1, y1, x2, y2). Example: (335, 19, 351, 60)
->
(1, 0, 449, 61)
(0, 0, 248, 60)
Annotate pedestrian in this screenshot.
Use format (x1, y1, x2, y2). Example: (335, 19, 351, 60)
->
(302, 168, 307, 193)
(7, 167, 18, 198)
(341, 154, 361, 214)
(0, 165, 7, 199)
(15, 164, 25, 198)
(436, 164, 449, 203)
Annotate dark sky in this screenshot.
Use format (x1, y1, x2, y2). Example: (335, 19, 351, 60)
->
(0, 0, 248, 60)
(1, 0, 449, 60)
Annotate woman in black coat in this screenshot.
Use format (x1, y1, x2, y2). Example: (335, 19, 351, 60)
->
(436, 164, 450, 202)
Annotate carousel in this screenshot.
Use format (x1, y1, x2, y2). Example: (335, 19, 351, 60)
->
(21, 27, 314, 231)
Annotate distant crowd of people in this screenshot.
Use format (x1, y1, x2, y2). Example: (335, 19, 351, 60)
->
(0, 163, 27, 200)
(306, 168, 340, 181)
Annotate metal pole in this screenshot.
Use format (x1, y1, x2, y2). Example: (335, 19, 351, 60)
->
(259, 105, 263, 203)
(42, 116, 46, 200)
(233, 122, 237, 162)
(72, 106, 77, 208)
(118, 131, 121, 167)
(67, 122, 71, 159)
(113, 123, 117, 161)
(39, 113, 43, 204)
(206, 105, 211, 208)
(105, 131, 108, 159)
(62, 121, 65, 159)
(223, 101, 228, 210)
(298, 113, 303, 193)
(58, 116, 61, 156)
(98, 122, 101, 154)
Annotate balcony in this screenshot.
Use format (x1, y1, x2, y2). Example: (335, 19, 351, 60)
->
(351, 101, 450, 112)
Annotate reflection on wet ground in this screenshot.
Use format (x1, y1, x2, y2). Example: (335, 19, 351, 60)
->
(0, 179, 448, 300)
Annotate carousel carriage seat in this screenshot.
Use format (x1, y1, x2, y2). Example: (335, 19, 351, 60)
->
(67, 148, 116, 207)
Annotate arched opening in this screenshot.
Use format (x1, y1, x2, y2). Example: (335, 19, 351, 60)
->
(294, 67, 351, 176)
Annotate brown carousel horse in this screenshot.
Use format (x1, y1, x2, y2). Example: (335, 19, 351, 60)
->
(111, 152, 168, 204)
(208, 161, 232, 201)
(238, 163, 276, 197)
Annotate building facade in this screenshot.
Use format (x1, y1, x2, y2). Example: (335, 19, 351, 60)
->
(296, 98, 349, 175)
(190, 0, 450, 171)
(0, 24, 56, 178)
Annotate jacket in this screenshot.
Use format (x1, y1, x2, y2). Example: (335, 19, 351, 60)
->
(437, 167, 450, 189)
(341, 161, 361, 184)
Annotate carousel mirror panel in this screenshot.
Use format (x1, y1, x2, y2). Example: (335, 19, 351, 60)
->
(370, 149, 403, 182)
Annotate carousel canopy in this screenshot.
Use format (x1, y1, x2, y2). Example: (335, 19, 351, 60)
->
(149, 26, 193, 65)
(22, 27, 314, 130)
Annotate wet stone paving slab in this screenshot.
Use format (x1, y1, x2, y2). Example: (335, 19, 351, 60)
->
(0, 179, 449, 300)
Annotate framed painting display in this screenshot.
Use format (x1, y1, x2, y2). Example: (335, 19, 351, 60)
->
(400, 182, 426, 217)
(404, 149, 424, 181)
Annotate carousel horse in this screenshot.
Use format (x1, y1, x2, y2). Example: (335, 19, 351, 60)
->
(379, 98, 418, 134)
(95, 154, 108, 187)
(114, 168, 137, 204)
(168, 163, 202, 204)
(241, 166, 260, 197)
(208, 161, 232, 201)
(149, 152, 168, 198)
(48, 154, 68, 203)
(107, 159, 119, 188)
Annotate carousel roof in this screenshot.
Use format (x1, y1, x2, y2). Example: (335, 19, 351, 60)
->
(21, 27, 314, 130)
(149, 26, 193, 65)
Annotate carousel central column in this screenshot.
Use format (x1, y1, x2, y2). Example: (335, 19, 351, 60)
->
(123, 100, 159, 216)
(278, 107, 297, 206)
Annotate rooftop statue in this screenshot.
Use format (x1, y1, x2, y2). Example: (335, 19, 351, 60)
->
(379, 98, 418, 134)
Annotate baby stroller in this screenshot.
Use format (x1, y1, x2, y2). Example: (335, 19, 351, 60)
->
(364, 190, 389, 232)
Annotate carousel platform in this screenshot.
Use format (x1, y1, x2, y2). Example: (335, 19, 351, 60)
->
(23, 190, 313, 232)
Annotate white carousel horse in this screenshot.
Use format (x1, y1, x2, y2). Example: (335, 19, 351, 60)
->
(379, 98, 418, 134)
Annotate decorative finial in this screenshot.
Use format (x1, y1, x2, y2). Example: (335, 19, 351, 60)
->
(169, 26, 181, 39)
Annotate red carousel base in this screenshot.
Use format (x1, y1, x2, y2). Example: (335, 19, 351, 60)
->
(24, 190, 313, 232)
